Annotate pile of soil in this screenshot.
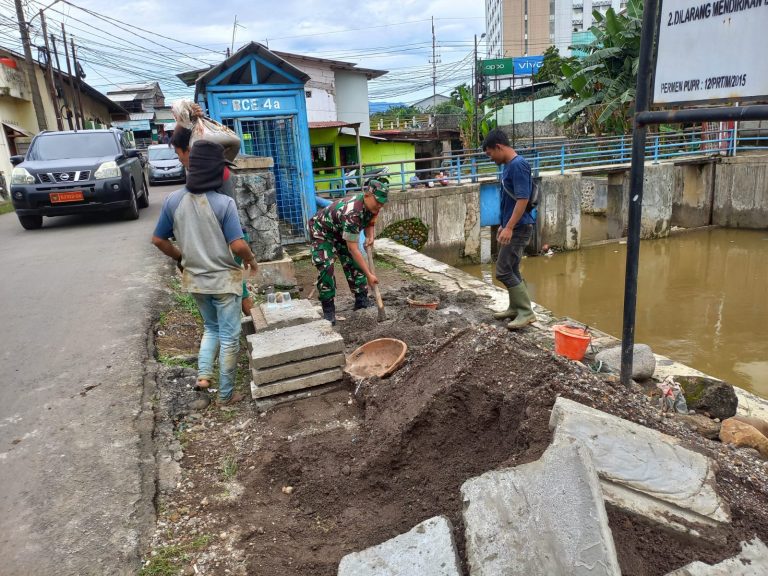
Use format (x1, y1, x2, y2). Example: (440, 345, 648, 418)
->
(227, 323, 767, 576)
(150, 270, 768, 576)
(336, 283, 488, 351)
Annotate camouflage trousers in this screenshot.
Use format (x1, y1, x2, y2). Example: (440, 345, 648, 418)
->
(310, 235, 367, 302)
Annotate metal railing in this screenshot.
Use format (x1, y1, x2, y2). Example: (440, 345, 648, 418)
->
(313, 127, 768, 197)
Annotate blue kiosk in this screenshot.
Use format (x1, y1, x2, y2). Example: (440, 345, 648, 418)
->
(180, 43, 316, 243)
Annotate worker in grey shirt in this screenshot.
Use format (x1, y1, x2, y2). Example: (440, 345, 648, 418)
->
(152, 141, 257, 405)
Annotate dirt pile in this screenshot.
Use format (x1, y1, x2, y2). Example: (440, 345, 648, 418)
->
(336, 282, 488, 351)
(232, 323, 764, 576)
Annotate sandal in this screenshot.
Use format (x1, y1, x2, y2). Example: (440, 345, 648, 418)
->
(218, 392, 245, 406)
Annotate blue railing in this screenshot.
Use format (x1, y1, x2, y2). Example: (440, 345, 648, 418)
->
(313, 127, 768, 197)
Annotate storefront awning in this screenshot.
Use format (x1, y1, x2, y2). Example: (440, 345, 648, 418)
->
(2, 121, 33, 137)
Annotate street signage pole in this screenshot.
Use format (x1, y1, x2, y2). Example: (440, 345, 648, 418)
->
(620, 0, 768, 386)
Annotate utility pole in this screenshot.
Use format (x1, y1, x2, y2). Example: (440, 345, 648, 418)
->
(70, 38, 86, 128)
(50, 33, 73, 130)
(430, 17, 438, 136)
(61, 24, 80, 130)
(14, 0, 49, 131)
(231, 16, 245, 55)
(39, 11, 63, 130)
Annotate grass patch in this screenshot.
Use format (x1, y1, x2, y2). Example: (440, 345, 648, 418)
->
(373, 256, 396, 270)
(139, 534, 212, 576)
(219, 454, 238, 481)
(169, 277, 201, 320)
(158, 354, 196, 369)
(0, 202, 14, 216)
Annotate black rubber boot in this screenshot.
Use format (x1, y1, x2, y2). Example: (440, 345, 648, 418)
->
(321, 299, 336, 325)
(353, 291, 371, 311)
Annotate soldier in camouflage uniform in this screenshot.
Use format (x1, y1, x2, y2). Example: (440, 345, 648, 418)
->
(308, 179, 389, 324)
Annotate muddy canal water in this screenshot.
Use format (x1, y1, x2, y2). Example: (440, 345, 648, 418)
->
(462, 228, 768, 397)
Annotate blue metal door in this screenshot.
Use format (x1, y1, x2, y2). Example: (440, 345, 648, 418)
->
(224, 116, 307, 243)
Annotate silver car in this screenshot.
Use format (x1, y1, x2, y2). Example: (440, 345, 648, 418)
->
(147, 144, 185, 185)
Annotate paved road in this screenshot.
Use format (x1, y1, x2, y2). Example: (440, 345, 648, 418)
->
(0, 186, 173, 575)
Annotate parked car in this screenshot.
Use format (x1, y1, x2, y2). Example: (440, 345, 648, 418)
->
(9, 128, 149, 230)
(147, 143, 185, 185)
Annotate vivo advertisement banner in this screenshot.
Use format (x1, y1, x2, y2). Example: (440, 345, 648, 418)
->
(481, 56, 543, 77)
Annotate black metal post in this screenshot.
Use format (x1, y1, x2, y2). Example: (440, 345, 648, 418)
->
(531, 75, 535, 150)
(620, 0, 660, 387)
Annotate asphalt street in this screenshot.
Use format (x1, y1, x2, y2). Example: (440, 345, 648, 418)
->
(0, 185, 174, 575)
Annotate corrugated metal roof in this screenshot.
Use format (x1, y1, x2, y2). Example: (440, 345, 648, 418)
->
(309, 121, 360, 129)
(129, 112, 155, 121)
(108, 92, 138, 102)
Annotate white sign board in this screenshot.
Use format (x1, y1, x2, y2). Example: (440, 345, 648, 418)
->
(653, 0, 768, 104)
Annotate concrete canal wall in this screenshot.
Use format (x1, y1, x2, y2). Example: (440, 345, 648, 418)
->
(361, 155, 768, 263)
(375, 184, 481, 265)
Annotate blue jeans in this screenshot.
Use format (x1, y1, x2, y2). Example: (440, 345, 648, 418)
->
(192, 293, 242, 400)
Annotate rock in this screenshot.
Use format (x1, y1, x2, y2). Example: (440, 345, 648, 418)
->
(188, 397, 211, 411)
(720, 419, 768, 459)
(595, 344, 656, 380)
(677, 376, 738, 420)
(282, 486, 294, 495)
(550, 397, 730, 534)
(461, 441, 620, 576)
(665, 538, 768, 575)
(732, 415, 768, 437)
(338, 516, 462, 576)
(678, 414, 722, 440)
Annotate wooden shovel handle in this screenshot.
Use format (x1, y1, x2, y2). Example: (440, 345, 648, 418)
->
(366, 248, 385, 310)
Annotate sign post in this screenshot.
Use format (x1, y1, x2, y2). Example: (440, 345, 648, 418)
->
(620, 0, 768, 386)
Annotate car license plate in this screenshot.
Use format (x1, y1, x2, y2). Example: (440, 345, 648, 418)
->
(50, 191, 84, 203)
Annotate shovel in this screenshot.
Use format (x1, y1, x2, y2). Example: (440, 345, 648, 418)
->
(366, 247, 387, 322)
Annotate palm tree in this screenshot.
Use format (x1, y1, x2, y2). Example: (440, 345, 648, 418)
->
(550, 0, 643, 135)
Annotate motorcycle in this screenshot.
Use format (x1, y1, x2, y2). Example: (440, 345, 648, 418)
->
(343, 166, 390, 191)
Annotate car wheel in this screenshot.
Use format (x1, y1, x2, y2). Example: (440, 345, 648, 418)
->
(138, 177, 149, 209)
(18, 214, 43, 230)
(123, 181, 139, 220)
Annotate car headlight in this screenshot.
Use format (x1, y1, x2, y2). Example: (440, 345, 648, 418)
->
(11, 167, 34, 185)
(94, 161, 121, 179)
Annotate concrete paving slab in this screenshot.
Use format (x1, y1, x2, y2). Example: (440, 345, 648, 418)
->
(337, 515, 462, 576)
(665, 538, 768, 575)
(250, 306, 269, 333)
(259, 299, 321, 331)
(461, 441, 620, 576)
(549, 397, 730, 533)
(252, 353, 346, 386)
(250, 367, 344, 399)
(247, 320, 343, 369)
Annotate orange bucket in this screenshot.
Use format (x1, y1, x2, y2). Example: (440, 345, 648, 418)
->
(553, 324, 591, 361)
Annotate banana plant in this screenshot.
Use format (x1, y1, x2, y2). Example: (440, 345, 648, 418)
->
(549, 0, 643, 135)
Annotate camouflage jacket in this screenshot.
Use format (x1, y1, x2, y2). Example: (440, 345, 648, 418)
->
(309, 194, 377, 243)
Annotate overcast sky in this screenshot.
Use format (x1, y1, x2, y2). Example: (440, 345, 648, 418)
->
(0, 0, 487, 104)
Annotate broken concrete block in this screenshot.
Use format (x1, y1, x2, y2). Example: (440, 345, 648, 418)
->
(247, 320, 343, 369)
(252, 353, 346, 386)
(720, 418, 768, 459)
(461, 441, 620, 576)
(259, 299, 320, 331)
(338, 515, 462, 576)
(549, 397, 730, 534)
(250, 367, 344, 399)
(665, 538, 768, 575)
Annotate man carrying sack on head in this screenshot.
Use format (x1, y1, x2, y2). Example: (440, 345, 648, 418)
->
(308, 179, 389, 325)
(151, 141, 258, 405)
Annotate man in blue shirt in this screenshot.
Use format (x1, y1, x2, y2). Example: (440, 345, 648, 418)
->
(151, 141, 258, 405)
(482, 129, 536, 330)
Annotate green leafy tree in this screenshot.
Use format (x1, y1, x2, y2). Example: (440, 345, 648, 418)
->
(454, 84, 498, 149)
(549, 0, 643, 135)
(533, 46, 577, 85)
